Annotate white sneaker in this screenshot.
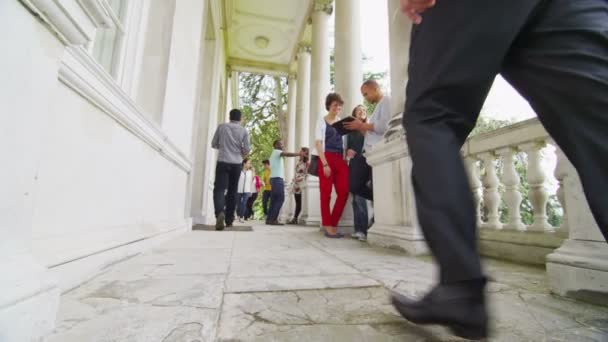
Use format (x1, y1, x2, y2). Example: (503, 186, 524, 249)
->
(351, 232, 364, 239)
(238, 217, 244, 223)
(358, 234, 367, 242)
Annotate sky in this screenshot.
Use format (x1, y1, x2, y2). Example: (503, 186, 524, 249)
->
(330, 0, 537, 123)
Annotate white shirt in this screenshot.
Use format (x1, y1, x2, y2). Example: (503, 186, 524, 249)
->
(314, 116, 347, 155)
(237, 170, 253, 193)
(364, 95, 391, 151)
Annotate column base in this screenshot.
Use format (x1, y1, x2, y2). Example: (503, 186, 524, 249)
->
(546, 239, 608, 306)
(299, 178, 321, 226)
(0, 255, 59, 342)
(368, 224, 428, 256)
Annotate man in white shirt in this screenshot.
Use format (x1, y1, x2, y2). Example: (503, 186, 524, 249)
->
(266, 139, 305, 225)
(344, 79, 391, 201)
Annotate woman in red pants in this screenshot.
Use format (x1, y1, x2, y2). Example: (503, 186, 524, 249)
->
(314, 93, 349, 238)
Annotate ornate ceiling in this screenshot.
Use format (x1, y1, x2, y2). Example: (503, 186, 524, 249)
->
(224, 0, 314, 75)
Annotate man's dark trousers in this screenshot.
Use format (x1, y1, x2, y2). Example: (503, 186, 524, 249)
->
(213, 162, 242, 225)
(267, 178, 285, 222)
(403, 0, 608, 285)
(349, 154, 373, 201)
(262, 190, 271, 217)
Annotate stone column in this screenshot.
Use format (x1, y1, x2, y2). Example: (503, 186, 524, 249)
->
(296, 45, 311, 150)
(384, 0, 413, 139)
(334, 0, 363, 113)
(308, 0, 332, 145)
(300, 0, 333, 226)
(546, 154, 608, 304)
(365, 0, 426, 254)
(280, 74, 298, 222)
(333, 0, 363, 231)
(286, 74, 298, 183)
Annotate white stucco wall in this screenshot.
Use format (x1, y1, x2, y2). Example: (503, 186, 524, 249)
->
(0, 0, 217, 294)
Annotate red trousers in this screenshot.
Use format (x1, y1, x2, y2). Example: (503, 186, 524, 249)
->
(318, 151, 349, 227)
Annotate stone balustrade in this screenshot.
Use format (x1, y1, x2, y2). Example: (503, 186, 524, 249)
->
(462, 118, 566, 265)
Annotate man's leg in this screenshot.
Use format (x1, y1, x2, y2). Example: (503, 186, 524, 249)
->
(394, 0, 542, 338)
(501, 0, 608, 240)
(262, 191, 270, 217)
(213, 162, 229, 229)
(352, 195, 369, 235)
(349, 155, 373, 201)
(225, 164, 241, 226)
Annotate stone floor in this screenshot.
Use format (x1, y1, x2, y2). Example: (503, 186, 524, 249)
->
(48, 224, 608, 342)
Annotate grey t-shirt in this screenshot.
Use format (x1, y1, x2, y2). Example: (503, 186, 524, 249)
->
(211, 121, 250, 164)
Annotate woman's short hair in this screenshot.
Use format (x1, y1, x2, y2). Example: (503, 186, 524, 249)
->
(325, 93, 344, 111)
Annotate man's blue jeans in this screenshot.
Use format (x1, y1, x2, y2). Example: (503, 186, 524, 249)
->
(267, 178, 285, 222)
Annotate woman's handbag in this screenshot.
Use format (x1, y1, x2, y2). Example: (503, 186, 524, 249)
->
(307, 155, 319, 176)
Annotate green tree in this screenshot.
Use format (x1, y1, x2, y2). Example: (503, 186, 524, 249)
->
(239, 72, 288, 218)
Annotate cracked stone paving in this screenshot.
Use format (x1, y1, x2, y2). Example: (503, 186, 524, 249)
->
(48, 224, 608, 341)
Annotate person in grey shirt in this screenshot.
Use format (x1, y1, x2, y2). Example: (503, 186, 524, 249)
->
(211, 109, 251, 230)
(344, 79, 391, 201)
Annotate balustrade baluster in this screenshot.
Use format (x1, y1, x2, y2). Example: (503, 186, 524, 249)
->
(465, 156, 483, 227)
(521, 142, 553, 232)
(553, 144, 569, 236)
(480, 152, 502, 229)
(498, 147, 525, 230)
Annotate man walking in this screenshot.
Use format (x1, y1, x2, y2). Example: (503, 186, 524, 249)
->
(211, 109, 250, 230)
(392, 0, 608, 339)
(266, 139, 304, 225)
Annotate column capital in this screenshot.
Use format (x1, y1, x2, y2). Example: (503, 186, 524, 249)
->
(313, 0, 334, 15)
(288, 72, 297, 80)
(297, 43, 312, 55)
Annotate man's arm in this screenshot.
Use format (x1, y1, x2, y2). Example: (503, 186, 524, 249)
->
(211, 127, 220, 149)
(280, 151, 302, 157)
(371, 99, 391, 136)
(242, 131, 251, 155)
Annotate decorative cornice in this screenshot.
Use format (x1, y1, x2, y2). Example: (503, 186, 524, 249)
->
(58, 46, 192, 173)
(22, 0, 97, 45)
(313, 0, 334, 15)
(78, 0, 116, 29)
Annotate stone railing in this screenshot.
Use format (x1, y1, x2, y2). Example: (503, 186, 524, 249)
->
(462, 118, 567, 264)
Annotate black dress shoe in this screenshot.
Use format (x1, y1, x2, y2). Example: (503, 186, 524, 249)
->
(391, 280, 489, 340)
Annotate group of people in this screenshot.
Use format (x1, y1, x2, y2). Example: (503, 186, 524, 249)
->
(211, 79, 391, 241)
(211, 0, 608, 337)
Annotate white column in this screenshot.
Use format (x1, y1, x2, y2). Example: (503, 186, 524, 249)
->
(296, 45, 311, 149)
(286, 74, 298, 183)
(334, 0, 362, 113)
(385, 0, 413, 136)
(308, 1, 333, 146)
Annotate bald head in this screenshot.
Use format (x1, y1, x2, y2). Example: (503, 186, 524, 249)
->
(361, 79, 383, 104)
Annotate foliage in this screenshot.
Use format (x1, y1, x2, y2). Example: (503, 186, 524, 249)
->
(238, 72, 288, 218)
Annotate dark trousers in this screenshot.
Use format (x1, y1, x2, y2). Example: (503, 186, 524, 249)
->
(262, 190, 271, 216)
(213, 162, 242, 224)
(236, 192, 251, 218)
(293, 193, 302, 220)
(349, 154, 373, 201)
(403, 0, 608, 284)
(352, 194, 369, 235)
(267, 178, 285, 222)
(245, 192, 258, 219)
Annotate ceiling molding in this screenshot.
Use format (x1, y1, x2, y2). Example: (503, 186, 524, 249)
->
(228, 58, 290, 76)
